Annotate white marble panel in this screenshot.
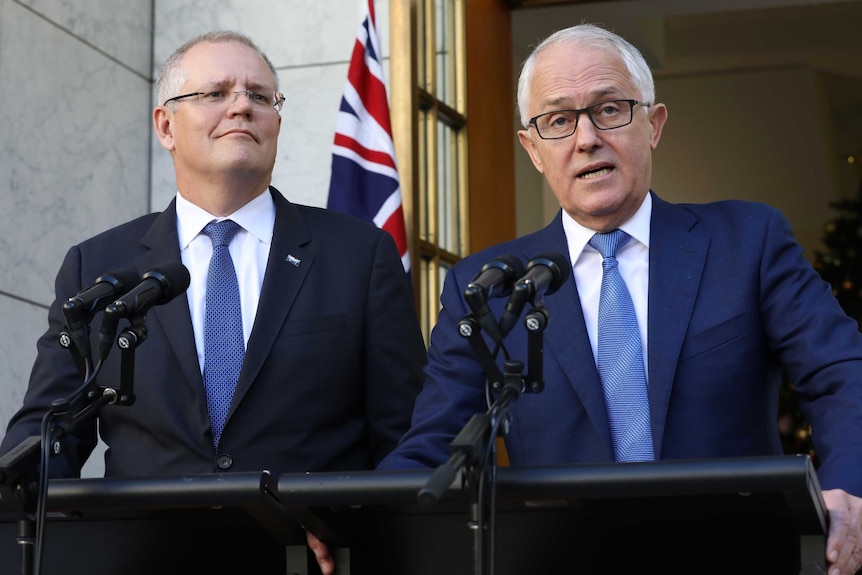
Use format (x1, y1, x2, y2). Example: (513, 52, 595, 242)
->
(271, 63, 350, 208)
(153, 0, 391, 72)
(0, 2, 152, 304)
(18, 0, 154, 77)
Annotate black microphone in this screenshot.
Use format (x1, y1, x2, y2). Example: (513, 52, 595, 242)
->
(463, 255, 525, 342)
(96, 262, 191, 362)
(61, 269, 141, 359)
(498, 253, 570, 337)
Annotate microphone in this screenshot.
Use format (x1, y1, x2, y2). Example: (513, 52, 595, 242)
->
(498, 253, 570, 338)
(463, 255, 525, 342)
(96, 262, 191, 362)
(106, 262, 191, 318)
(61, 269, 141, 359)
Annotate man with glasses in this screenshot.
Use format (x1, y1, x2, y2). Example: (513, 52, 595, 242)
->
(369, 23, 862, 575)
(1, 30, 425, 572)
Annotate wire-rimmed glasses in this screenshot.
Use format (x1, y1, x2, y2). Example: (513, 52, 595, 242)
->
(163, 89, 286, 113)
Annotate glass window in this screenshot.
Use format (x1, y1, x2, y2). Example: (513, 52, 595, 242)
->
(392, 0, 468, 337)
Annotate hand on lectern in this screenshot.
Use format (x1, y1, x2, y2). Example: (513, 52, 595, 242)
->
(822, 488, 862, 575)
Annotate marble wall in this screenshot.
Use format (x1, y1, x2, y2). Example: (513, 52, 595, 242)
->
(0, 0, 391, 476)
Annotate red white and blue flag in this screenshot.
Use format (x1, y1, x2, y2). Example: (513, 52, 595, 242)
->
(327, 0, 410, 275)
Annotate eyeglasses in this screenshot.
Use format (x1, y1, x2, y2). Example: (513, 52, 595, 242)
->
(163, 89, 286, 113)
(528, 99, 648, 140)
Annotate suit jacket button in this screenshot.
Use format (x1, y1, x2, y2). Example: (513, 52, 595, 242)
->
(216, 454, 233, 470)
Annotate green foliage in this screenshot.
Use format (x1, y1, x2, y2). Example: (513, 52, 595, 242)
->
(813, 185, 862, 327)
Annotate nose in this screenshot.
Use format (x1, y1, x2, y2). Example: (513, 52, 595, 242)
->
(573, 112, 602, 151)
(231, 91, 254, 104)
(228, 90, 255, 115)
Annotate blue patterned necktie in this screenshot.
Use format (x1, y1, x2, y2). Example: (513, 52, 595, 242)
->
(589, 230, 653, 462)
(203, 219, 244, 450)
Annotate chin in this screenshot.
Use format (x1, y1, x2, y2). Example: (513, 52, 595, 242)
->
(571, 188, 623, 210)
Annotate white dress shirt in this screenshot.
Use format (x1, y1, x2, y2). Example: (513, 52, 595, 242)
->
(175, 191, 275, 373)
(563, 192, 651, 379)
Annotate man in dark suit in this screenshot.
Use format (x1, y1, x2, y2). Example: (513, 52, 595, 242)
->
(0, 30, 425, 568)
(371, 23, 862, 575)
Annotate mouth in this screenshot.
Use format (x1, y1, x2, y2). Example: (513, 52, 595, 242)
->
(578, 166, 613, 180)
(221, 129, 256, 141)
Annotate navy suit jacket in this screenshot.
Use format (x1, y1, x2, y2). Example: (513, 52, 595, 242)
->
(1, 187, 426, 478)
(380, 192, 862, 496)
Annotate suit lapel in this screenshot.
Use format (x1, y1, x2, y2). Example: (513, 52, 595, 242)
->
(530, 197, 710, 460)
(133, 190, 313, 428)
(230, 187, 312, 409)
(135, 200, 203, 399)
(524, 213, 616, 458)
(646, 193, 708, 457)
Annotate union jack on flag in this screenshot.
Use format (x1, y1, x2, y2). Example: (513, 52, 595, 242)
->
(327, 0, 410, 275)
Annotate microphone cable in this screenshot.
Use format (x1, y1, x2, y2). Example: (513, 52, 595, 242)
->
(32, 359, 107, 575)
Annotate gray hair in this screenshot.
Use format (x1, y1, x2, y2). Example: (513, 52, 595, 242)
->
(516, 23, 655, 128)
(155, 30, 279, 106)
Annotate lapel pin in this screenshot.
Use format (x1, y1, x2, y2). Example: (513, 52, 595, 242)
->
(286, 254, 301, 267)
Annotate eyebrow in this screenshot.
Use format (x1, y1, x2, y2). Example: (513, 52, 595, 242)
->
(197, 80, 274, 91)
(242, 81, 273, 91)
(540, 89, 623, 109)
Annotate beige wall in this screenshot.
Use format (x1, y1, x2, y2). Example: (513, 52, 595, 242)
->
(654, 66, 836, 257)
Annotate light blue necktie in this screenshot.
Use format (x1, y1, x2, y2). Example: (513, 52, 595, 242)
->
(589, 230, 653, 462)
(203, 219, 244, 450)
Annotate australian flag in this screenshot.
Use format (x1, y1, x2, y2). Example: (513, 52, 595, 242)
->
(327, 0, 410, 275)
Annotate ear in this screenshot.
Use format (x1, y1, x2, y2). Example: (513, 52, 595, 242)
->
(153, 106, 176, 152)
(517, 129, 545, 174)
(648, 103, 668, 150)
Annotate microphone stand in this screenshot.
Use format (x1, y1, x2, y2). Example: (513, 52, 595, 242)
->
(0, 313, 144, 575)
(419, 304, 548, 575)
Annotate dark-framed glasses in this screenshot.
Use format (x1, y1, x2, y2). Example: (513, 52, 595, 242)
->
(529, 99, 648, 140)
(163, 89, 286, 113)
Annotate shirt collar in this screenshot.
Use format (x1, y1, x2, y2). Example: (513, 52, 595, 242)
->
(562, 191, 652, 261)
(176, 189, 275, 250)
